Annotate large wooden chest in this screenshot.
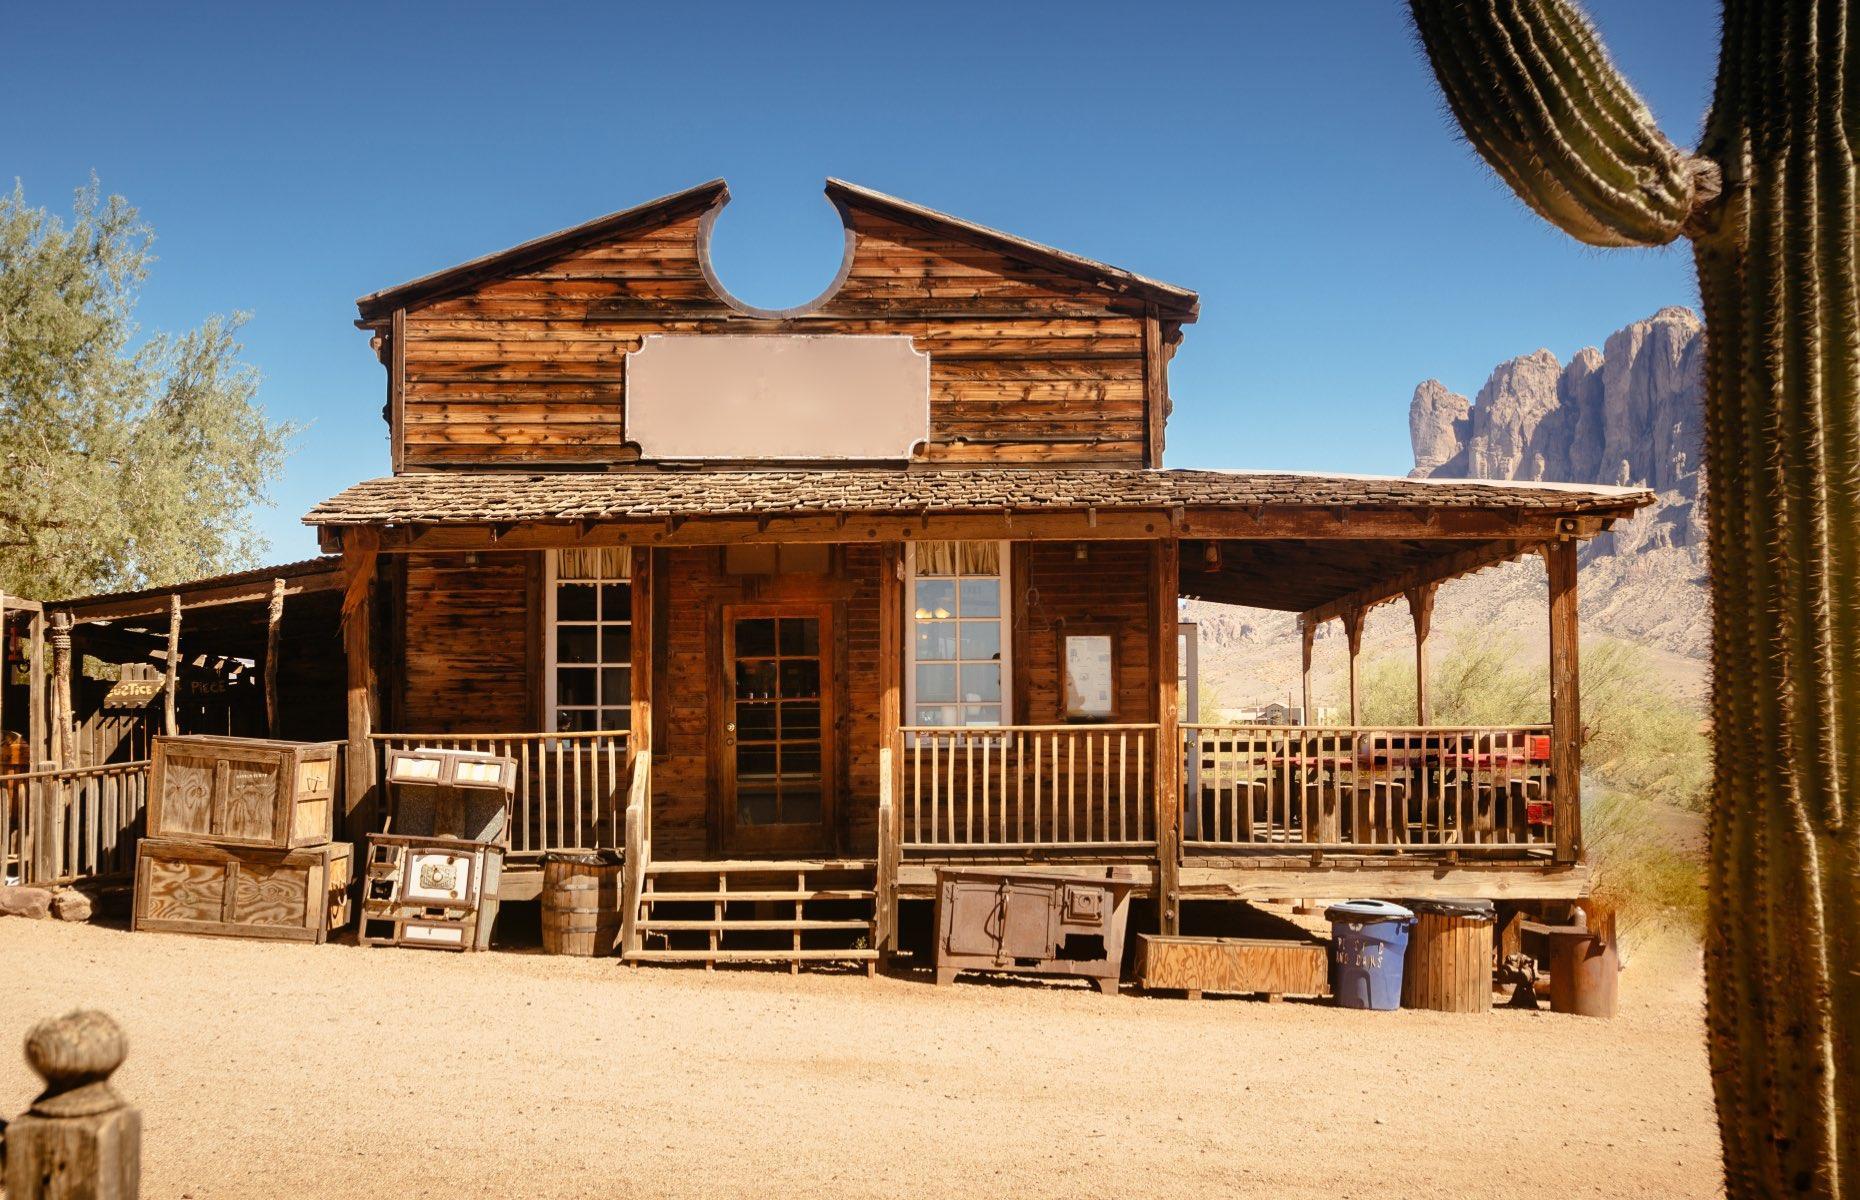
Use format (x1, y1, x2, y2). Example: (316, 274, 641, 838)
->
(133, 838, 353, 943)
(1136, 934, 1331, 1001)
(149, 735, 340, 850)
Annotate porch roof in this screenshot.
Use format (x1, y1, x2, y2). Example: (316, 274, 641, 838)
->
(305, 468, 1652, 528)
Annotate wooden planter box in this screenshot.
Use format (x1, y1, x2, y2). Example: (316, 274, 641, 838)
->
(149, 735, 340, 850)
(1136, 934, 1331, 1001)
(132, 837, 353, 943)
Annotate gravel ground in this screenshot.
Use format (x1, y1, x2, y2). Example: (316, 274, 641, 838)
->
(0, 917, 1721, 1200)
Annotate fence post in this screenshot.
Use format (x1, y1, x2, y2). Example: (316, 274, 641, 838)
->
(2, 1010, 140, 1199)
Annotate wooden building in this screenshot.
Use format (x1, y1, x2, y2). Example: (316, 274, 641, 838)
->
(302, 179, 1652, 967)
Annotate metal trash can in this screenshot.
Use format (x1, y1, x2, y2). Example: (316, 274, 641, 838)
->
(1548, 926, 1620, 1018)
(1402, 898, 1496, 1013)
(1325, 900, 1414, 1010)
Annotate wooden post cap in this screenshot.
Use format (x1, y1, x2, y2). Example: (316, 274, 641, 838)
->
(25, 1010, 127, 1118)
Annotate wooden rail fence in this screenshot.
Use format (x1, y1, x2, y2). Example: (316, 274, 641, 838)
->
(1, 760, 150, 886)
(369, 731, 629, 858)
(1181, 724, 1557, 855)
(898, 724, 1158, 851)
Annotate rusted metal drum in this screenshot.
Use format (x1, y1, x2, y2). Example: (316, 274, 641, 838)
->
(540, 852, 623, 956)
(1548, 927, 1620, 1018)
(1401, 898, 1496, 1013)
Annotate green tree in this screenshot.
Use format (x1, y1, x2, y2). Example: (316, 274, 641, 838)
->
(0, 179, 294, 599)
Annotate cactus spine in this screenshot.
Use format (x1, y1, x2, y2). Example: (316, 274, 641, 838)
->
(1409, 1, 1855, 1195)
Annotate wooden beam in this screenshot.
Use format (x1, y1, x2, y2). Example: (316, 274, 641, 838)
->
(1178, 861, 1593, 902)
(1407, 582, 1437, 724)
(1342, 605, 1366, 725)
(1299, 618, 1316, 726)
(264, 578, 286, 737)
(1142, 313, 1167, 467)
(629, 548, 655, 763)
(1545, 540, 1582, 865)
(333, 509, 1624, 556)
(163, 594, 181, 736)
(1152, 538, 1182, 936)
(28, 610, 45, 766)
(341, 530, 381, 840)
(876, 541, 904, 959)
(389, 307, 407, 474)
(59, 567, 343, 624)
(1299, 538, 1538, 627)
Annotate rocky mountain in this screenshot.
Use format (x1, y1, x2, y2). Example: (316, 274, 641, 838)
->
(1406, 305, 1710, 656)
(1186, 307, 1713, 717)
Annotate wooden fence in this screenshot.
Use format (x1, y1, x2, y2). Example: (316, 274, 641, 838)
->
(898, 724, 1158, 852)
(369, 730, 629, 858)
(1, 760, 150, 886)
(1181, 724, 1557, 855)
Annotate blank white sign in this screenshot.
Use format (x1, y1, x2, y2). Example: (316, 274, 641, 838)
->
(625, 334, 930, 460)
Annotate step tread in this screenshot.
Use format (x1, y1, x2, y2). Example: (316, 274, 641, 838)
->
(641, 889, 875, 903)
(644, 859, 874, 875)
(624, 948, 880, 963)
(639, 918, 873, 932)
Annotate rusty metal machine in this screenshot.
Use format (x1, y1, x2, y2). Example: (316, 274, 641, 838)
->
(360, 747, 515, 951)
(931, 867, 1137, 995)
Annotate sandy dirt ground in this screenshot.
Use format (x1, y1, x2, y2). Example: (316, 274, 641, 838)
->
(1, 918, 1721, 1200)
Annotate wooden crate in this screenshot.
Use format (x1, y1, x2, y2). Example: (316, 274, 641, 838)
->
(149, 735, 340, 850)
(1136, 934, 1331, 1001)
(132, 837, 353, 943)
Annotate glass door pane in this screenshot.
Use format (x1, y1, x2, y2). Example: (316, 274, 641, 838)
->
(732, 614, 827, 828)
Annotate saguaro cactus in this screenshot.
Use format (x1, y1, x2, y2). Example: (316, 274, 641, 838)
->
(1407, 1, 1855, 1195)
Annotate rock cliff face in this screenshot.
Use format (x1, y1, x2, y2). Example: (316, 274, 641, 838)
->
(1407, 306, 1709, 655)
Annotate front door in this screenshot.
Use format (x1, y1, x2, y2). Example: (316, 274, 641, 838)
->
(722, 603, 834, 855)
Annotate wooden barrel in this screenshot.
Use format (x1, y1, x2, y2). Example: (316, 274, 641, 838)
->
(1401, 899, 1495, 1013)
(540, 852, 623, 956)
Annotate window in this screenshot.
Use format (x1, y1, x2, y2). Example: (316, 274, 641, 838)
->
(545, 548, 632, 732)
(906, 540, 1010, 727)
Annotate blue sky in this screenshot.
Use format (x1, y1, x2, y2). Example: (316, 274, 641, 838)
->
(2, 1, 1717, 562)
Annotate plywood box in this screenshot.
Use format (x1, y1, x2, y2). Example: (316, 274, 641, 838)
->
(149, 735, 340, 850)
(1135, 934, 1331, 1000)
(133, 837, 353, 943)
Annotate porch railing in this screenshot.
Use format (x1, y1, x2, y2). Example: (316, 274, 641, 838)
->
(2, 760, 150, 886)
(368, 731, 629, 858)
(1181, 723, 1556, 856)
(898, 724, 1159, 852)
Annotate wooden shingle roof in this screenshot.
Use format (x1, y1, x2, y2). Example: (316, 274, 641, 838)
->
(305, 468, 1652, 527)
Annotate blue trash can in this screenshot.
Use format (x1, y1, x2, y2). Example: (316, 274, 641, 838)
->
(1325, 900, 1415, 1010)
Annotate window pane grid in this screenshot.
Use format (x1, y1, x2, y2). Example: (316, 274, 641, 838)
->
(910, 541, 1009, 729)
(550, 551, 633, 733)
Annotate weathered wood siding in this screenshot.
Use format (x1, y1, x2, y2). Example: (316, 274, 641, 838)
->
(1017, 540, 1159, 725)
(396, 210, 1155, 469)
(397, 552, 531, 733)
(652, 546, 882, 860)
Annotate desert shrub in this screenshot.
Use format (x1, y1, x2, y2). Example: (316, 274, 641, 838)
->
(1358, 633, 1708, 934)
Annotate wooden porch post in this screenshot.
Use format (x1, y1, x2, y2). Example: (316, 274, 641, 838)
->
(628, 548, 654, 765)
(1407, 583, 1436, 725)
(1342, 605, 1366, 725)
(31, 612, 75, 882)
(1546, 540, 1582, 864)
(875, 542, 903, 961)
(1299, 618, 1316, 725)
(264, 577, 286, 737)
(162, 593, 181, 736)
(1152, 538, 1182, 936)
(29, 607, 46, 767)
(341, 530, 381, 841)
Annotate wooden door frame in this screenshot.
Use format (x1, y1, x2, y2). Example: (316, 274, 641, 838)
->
(717, 600, 837, 857)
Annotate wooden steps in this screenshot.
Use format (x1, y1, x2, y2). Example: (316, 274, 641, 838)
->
(624, 858, 879, 973)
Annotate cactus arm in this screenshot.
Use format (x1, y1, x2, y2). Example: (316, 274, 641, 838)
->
(1409, 0, 1718, 246)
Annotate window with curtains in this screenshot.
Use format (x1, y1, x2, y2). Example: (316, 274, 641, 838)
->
(905, 540, 1011, 727)
(545, 548, 632, 732)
